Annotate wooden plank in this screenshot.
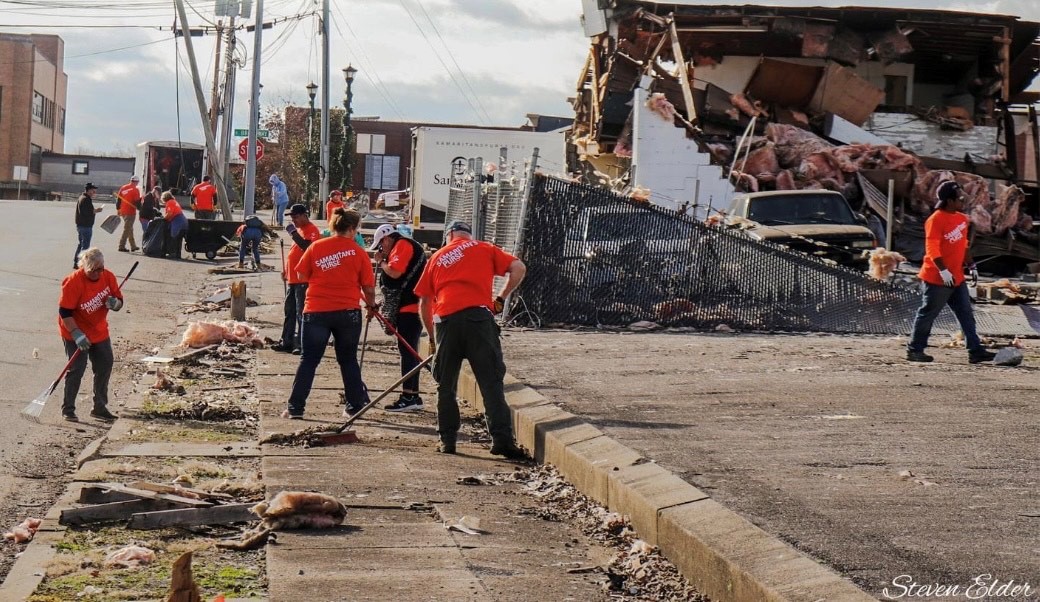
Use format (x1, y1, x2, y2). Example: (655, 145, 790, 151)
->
(128, 480, 233, 501)
(60, 499, 176, 526)
(668, 16, 698, 124)
(99, 483, 213, 508)
(128, 503, 256, 530)
(173, 344, 219, 364)
(78, 485, 144, 505)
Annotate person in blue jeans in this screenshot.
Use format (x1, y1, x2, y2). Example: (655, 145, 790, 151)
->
(907, 181, 995, 364)
(74, 183, 102, 268)
(269, 174, 289, 227)
(237, 214, 266, 269)
(282, 208, 377, 419)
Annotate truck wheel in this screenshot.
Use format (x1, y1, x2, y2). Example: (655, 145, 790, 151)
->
(205, 250, 217, 260)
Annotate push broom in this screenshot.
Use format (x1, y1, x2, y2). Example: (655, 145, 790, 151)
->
(21, 261, 139, 422)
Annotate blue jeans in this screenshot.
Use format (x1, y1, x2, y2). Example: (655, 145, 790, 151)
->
(287, 309, 368, 415)
(280, 283, 307, 349)
(908, 281, 982, 353)
(74, 226, 92, 268)
(275, 201, 288, 226)
(239, 226, 262, 265)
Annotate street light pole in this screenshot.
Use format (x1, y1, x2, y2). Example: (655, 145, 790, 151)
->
(341, 64, 357, 193)
(306, 81, 318, 217)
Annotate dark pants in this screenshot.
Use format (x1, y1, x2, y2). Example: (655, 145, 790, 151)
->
(287, 309, 367, 415)
(280, 283, 308, 349)
(908, 281, 983, 353)
(195, 209, 215, 220)
(74, 226, 92, 268)
(62, 337, 114, 416)
(239, 227, 262, 265)
(432, 307, 513, 445)
(167, 215, 188, 259)
(396, 312, 422, 394)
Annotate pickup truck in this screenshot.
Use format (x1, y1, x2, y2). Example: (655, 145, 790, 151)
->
(725, 190, 877, 269)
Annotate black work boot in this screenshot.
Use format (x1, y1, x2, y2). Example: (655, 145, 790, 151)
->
(906, 350, 934, 363)
(490, 440, 526, 460)
(968, 349, 996, 364)
(90, 407, 118, 421)
(438, 440, 456, 454)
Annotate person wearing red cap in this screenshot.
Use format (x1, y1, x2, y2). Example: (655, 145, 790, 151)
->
(116, 175, 142, 252)
(325, 189, 346, 224)
(907, 180, 995, 364)
(413, 220, 527, 458)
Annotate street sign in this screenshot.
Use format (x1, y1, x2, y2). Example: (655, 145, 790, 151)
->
(234, 129, 269, 138)
(238, 138, 265, 161)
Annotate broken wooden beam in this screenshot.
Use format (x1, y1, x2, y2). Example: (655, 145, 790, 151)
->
(128, 503, 256, 530)
(80, 483, 213, 508)
(668, 16, 698, 125)
(173, 344, 219, 364)
(128, 480, 234, 502)
(60, 499, 178, 526)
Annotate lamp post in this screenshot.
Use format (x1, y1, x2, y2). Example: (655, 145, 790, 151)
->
(306, 81, 318, 216)
(340, 64, 357, 193)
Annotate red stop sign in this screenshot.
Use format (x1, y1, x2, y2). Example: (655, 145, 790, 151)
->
(238, 138, 264, 161)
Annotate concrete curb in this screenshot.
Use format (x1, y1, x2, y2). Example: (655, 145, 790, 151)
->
(74, 434, 106, 469)
(456, 365, 874, 602)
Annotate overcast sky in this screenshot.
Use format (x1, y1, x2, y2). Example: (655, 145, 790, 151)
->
(0, 0, 1037, 155)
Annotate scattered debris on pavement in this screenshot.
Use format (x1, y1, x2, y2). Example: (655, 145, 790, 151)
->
(104, 544, 156, 568)
(218, 491, 347, 551)
(507, 465, 707, 601)
(180, 321, 264, 348)
(3, 517, 42, 544)
(445, 515, 484, 535)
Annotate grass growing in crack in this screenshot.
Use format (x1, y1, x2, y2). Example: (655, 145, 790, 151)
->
(122, 419, 254, 443)
(32, 527, 266, 601)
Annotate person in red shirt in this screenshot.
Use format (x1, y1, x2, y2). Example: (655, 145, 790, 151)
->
(272, 204, 323, 353)
(413, 220, 527, 457)
(58, 247, 123, 422)
(190, 175, 218, 220)
(907, 181, 995, 364)
(116, 175, 142, 252)
(371, 224, 428, 412)
(325, 189, 346, 224)
(162, 191, 189, 259)
(282, 207, 377, 419)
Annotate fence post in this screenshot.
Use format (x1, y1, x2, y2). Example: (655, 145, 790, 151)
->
(230, 280, 247, 321)
(472, 156, 484, 240)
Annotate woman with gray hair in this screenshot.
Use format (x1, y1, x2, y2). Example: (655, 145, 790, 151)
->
(58, 248, 123, 422)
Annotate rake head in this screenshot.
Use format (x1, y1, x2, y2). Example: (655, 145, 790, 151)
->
(20, 395, 48, 423)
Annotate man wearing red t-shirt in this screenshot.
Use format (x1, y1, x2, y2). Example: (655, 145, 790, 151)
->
(273, 204, 323, 353)
(58, 247, 124, 422)
(282, 208, 377, 419)
(371, 224, 428, 412)
(190, 175, 217, 220)
(116, 175, 142, 252)
(907, 181, 995, 364)
(325, 189, 346, 223)
(413, 220, 527, 457)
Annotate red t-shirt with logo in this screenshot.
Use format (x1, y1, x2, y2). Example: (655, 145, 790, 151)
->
(295, 236, 374, 313)
(413, 238, 515, 318)
(325, 199, 345, 224)
(191, 182, 217, 211)
(285, 222, 322, 285)
(117, 183, 142, 216)
(387, 238, 419, 314)
(58, 269, 122, 343)
(919, 210, 969, 286)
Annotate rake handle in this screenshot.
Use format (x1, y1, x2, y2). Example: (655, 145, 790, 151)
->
(369, 308, 432, 371)
(46, 349, 82, 397)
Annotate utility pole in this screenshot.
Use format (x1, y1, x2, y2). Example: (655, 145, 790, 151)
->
(173, 0, 233, 219)
(318, 0, 331, 209)
(243, 0, 264, 216)
(217, 16, 237, 202)
(207, 19, 224, 156)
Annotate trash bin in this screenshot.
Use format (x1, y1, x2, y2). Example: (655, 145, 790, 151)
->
(184, 219, 241, 260)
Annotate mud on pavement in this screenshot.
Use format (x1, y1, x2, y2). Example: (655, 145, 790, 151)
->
(502, 328, 1040, 599)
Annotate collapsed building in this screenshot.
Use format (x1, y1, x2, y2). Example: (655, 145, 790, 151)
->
(573, 1, 1040, 268)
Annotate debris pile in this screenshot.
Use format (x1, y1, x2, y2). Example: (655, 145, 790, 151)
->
(104, 544, 156, 568)
(219, 491, 347, 551)
(510, 466, 705, 600)
(184, 287, 260, 314)
(3, 517, 42, 543)
(180, 321, 264, 349)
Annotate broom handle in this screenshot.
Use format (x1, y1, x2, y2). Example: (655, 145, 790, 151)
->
(335, 355, 434, 433)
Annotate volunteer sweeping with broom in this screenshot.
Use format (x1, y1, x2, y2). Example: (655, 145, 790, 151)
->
(58, 248, 123, 422)
(281, 208, 377, 419)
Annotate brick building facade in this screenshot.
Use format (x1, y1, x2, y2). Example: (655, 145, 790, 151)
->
(0, 33, 67, 200)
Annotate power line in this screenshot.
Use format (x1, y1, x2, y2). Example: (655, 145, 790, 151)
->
(328, 2, 406, 120)
(0, 36, 171, 66)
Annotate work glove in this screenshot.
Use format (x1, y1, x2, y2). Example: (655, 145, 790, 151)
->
(284, 223, 297, 235)
(492, 296, 506, 315)
(967, 263, 979, 287)
(427, 338, 436, 356)
(938, 269, 955, 287)
(105, 296, 123, 311)
(71, 328, 91, 352)
(365, 304, 380, 321)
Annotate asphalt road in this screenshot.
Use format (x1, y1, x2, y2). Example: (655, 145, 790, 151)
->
(503, 329, 1040, 599)
(0, 199, 228, 580)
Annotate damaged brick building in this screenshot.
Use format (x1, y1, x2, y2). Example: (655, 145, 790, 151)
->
(573, 1, 1040, 267)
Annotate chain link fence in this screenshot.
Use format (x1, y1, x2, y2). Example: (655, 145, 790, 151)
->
(509, 175, 981, 335)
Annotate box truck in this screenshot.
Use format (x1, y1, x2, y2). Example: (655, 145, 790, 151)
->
(408, 126, 566, 242)
(135, 141, 204, 195)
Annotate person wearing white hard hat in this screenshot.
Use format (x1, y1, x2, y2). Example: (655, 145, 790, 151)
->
(370, 223, 428, 412)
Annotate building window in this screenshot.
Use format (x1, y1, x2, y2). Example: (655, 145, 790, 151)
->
(72, 160, 89, 175)
(30, 144, 42, 174)
(59, 107, 65, 134)
(355, 133, 386, 155)
(31, 91, 44, 123)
